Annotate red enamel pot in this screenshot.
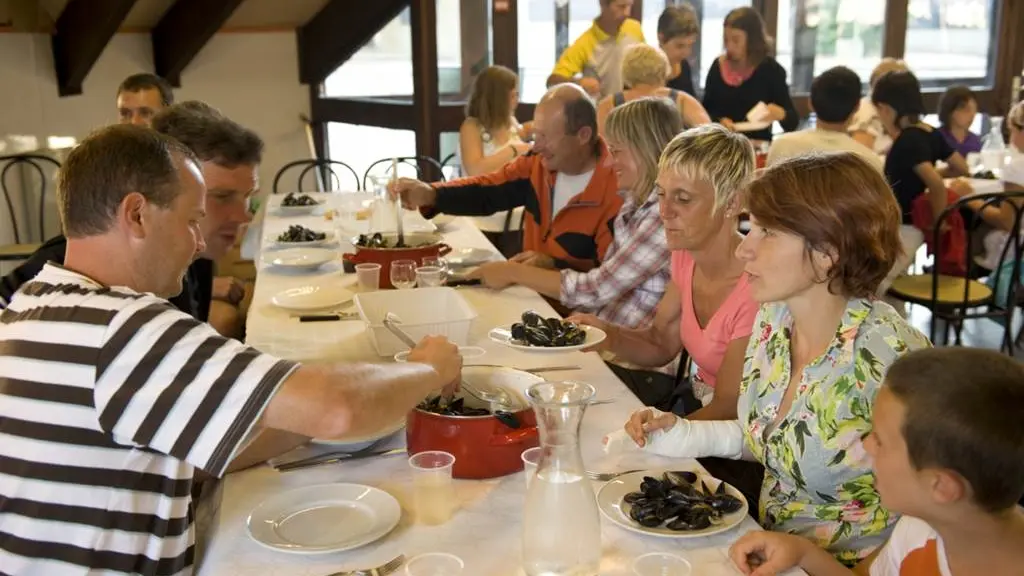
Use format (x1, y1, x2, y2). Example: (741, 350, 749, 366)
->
(342, 232, 452, 289)
(406, 366, 543, 479)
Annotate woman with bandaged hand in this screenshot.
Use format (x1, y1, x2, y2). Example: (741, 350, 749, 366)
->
(614, 153, 930, 567)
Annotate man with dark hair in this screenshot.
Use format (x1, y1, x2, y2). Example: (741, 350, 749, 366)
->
(766, 66, 882, 171)
(0, 102, 257, 338)
(116, 72, 174, 126)
(547, 0, 644, 98)
(392, 84, 623, 273)
(0, 124, 461, 576)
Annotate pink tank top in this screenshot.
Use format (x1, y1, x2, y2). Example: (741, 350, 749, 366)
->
(671, 250, 759, 389)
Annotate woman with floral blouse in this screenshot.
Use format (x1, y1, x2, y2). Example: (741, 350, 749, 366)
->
(620, 152, 931, 565)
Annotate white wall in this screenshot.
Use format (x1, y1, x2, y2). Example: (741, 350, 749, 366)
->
(0, 31, 310, 247)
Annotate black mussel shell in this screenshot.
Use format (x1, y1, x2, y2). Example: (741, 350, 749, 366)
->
(510, 322, 527, 341)
(640, 476, 667, 499)
(544, 317, 563, 333)
(562, 327, 586, 346)
(521, 310, 544, 327)
(524, 325, 553, 346)
(709, 494, 743, 514)
(715, 481, 727, 495)
(664, 471, 698, 487)
(700, 480, 713, 496)
(622, 492, 647, 504)
(666, 486, 702, 505)
(657, 502, 685, 522)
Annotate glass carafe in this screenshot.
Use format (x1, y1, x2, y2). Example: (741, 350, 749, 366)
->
(522, 381, 601, 576)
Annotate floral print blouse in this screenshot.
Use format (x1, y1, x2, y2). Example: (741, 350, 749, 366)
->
(737, 298, 931, 566)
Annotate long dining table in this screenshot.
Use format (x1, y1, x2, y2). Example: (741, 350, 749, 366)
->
(196, 192, 802, 576)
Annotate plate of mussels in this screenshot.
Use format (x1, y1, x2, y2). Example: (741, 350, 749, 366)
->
(270, 224, 333, 247)
(597, 470, 748, 539)
(276, 192, 323, 215)
(488, 310, 605, 353)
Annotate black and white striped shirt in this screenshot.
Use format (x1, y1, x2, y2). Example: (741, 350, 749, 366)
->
(0, 264, 297, 575)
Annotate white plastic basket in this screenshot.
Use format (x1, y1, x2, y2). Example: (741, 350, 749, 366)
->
(353, 287, 478, 356)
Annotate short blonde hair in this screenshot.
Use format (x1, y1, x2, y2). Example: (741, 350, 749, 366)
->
(869, 58, 908, 88)
(658, 124, 754, 214)
(621, 44, 670, 89)
(605, 97, 684, 202)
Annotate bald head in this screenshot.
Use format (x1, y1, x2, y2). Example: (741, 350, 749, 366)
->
(531, 84, 600, 173)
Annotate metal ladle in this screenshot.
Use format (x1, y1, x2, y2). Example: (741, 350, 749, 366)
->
(382, 313, 522, 411)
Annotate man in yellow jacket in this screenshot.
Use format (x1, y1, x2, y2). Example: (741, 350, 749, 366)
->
(547, 0, 645, 99)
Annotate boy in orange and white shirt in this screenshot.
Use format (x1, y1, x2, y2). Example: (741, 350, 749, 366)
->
(728, 347, 1024, 576)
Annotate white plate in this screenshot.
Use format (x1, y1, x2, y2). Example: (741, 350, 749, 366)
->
(264, 248, 336, 271)
(732, 120, 772, 133)
(247, 483, 400, 554)
(266, 229, 335, 248)
(488, 324, 605, 353)
(270, 284, 353, 311)
(597, 470, 748, 539)
(310, 418, 406, 449)
(446, 247, 498, 267)
(275, 203, 324, 216)
(393, 346, 487, 362)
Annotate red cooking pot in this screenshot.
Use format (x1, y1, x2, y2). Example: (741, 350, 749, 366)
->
(342, 232, 452, 289)
(407, 366, 542, 479)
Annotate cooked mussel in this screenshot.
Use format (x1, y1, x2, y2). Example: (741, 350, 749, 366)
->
(523, 325, 553, 346)
(511, 311, 588, 347)
(664, 471, 698, 487)
(521, 310, 545, 327)
(510, 322, 527, 341)
(621, 471, 743, 532)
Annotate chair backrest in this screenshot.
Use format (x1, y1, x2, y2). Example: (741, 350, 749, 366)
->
(272, 159, 361, 194)
(440, 152, 461, 180)
(0, 154, 61, 244)
(928, 190, 1024, 346)
(362, 156, 446, 191)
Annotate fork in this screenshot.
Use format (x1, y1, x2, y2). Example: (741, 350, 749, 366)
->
(586, 468, 645, 482)
(325, 554, 405, 576)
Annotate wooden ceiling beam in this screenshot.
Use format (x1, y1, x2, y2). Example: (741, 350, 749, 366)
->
(297, 0, 411, 86)
(50, 0, 135, 96)
(153, 0, 246, 87)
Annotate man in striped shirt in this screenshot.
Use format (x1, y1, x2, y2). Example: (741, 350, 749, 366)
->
(0, 125, 462, 575)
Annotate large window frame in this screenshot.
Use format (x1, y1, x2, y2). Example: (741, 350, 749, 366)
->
(303, 0, 1024, 167)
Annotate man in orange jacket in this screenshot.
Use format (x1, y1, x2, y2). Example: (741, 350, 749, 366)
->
(391, 84, 623, 273)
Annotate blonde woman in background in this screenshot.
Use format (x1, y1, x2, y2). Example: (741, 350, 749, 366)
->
(849, 57, 908, 154)
(458, 65, 533, 246)
(596, 44, 710, 135)
(469, 97, 682, 406)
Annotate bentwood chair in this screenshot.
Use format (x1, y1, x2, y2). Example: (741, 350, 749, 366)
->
(272, 159, 361, 194)
(0, 154, 61, 261)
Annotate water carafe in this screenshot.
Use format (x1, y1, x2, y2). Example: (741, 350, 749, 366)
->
(981, 118, 1008, 175)
(522, 381, 601, 576)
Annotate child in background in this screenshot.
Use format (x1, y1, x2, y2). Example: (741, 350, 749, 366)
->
(728, 347, 1024, 576)
(937, 85, 982, 159)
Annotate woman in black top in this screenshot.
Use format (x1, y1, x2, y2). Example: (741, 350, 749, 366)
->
(701, 7, 799, 142)
(872, 70, 969, 226)
(657, 4, 699, 98)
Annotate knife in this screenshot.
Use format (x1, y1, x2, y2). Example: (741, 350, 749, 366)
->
(297, 311, 361, 322)
(274, 447, 407, 472)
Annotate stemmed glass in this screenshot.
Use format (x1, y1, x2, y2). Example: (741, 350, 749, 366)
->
(390, 259, 417, 289)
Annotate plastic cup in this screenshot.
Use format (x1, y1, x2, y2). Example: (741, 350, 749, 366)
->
(632, 552, 692, 576)
(416, 265, 445, 287)
(405, 552, 464, 576)
(409, 451, 456, 525)
(355, 263, 381, 291)
(521, 446, 542, 489)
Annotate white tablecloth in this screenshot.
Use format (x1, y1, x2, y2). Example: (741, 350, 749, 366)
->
(198, 194, 800, 576)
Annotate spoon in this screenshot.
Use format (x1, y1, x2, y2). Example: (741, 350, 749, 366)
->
(384, 313, 522, 410)
(391, 158, 404, 247)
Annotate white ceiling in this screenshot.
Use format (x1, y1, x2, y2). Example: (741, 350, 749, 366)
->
(1, 0, 330, 31)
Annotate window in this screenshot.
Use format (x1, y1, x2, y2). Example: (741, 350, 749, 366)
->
(904, 0, 997, 84)
(518, 0, 557, 102)
(323, 8, 413, 98)
(776, 0, 886, 94)
(438, 0, 493, 96)
(326, 123, 416, 182)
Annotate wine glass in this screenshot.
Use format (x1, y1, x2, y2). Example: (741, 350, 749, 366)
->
(390, 259, 417, 289)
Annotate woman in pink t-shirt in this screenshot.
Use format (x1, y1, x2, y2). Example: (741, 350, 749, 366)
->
(573, 124, 759, 420)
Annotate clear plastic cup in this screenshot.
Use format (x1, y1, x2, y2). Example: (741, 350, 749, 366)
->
(632, 552, 692, 576)
(355, 263, 381, 291)
(405, 552, 464, 576)
(408, 451, 456, 525)
(415, 265, 445, 287)
(520, 446, 542, 489)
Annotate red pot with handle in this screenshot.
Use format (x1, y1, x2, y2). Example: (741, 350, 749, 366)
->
(406, 366, 542, 479)
(342, 232, 451, 288)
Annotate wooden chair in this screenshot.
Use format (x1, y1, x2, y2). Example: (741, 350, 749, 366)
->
(886, 191, 1024, 354)
(440, 152, 461, 181)
(272, 159, 361, 194)
(362, 156, 446, 190)
(0, 154, 60, 262)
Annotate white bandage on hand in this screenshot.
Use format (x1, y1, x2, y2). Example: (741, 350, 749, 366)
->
(603, 408, 744, 460)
